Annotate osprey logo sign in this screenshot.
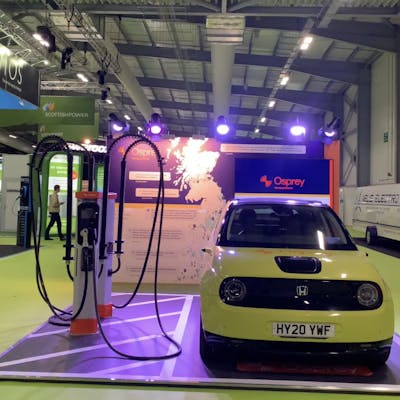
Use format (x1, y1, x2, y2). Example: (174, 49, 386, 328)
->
(260, 174, 306, 190)
(235, 158, 330, 196)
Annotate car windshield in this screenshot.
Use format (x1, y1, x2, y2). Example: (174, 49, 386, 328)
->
(217, 203, 357, 250)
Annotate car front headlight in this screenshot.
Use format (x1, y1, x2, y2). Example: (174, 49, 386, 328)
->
(220, 278, 247, 303)
(357, 283, 381, 308)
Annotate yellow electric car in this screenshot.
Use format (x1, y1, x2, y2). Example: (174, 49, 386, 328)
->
(200, 198, 394, 366)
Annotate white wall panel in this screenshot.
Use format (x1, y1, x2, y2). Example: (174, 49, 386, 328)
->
(0, 154, 30, 232)
(371, 53, 397, 184)
(342, 85, 357, 187)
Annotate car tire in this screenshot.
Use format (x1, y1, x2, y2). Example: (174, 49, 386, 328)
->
(367, 348, 391, 369)
(199, 319, 214, 362)
(199, 319, 225, 363)
(365, 226, 378, 245)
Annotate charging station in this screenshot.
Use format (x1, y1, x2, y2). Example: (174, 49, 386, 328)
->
(16, 176, 31, 248)
(70, 191, 102, 335)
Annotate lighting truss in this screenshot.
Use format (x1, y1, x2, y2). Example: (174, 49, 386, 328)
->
(0, 9, 49, 61)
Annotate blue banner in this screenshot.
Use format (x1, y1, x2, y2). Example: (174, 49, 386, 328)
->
(235, 158, 330, 195)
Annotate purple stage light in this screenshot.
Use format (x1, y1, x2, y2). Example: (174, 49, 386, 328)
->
(324, 129, 336, 138)
(290, 124, 306, 137)
(216, 123, 229, 135)
(215, 115, 230, 135)
(150, 124, 162, 135)
(111, 122, 125, 132)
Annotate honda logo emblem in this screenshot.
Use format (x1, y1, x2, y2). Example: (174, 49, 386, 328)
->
(296, 285, 309, 296)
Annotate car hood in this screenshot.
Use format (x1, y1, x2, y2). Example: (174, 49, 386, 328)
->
(213, 247, 385, 283)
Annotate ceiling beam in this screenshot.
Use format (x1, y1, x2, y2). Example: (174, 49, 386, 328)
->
(103, 76, 340, 111)
(245, 17, 396, 53)
(164, 117, 286, 138)
(110, 43, 363, 84)
(150, 99, 321, 124)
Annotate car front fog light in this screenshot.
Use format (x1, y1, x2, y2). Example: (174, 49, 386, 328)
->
(222, 278, 247, 302)
(357, 283, 380, 307)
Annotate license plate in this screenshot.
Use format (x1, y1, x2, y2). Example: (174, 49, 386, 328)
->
(272, 322, 335, 338)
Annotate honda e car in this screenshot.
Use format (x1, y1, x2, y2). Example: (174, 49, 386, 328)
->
(200, 198, 394, 366)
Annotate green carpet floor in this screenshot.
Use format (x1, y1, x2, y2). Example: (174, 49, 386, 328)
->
(1, 232, 400, 400)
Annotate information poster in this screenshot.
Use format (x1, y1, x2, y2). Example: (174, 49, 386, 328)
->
(108, 137, 233, 284)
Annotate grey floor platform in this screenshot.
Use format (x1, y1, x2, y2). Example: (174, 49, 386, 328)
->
(0, 293, 400, 394)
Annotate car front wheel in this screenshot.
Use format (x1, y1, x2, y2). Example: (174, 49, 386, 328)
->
(367, 348, 391, 369)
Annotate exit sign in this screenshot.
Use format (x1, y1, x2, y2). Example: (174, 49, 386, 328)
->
(384, 131, 389, 143)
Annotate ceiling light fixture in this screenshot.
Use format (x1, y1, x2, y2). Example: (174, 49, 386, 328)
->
(260, 117, 266, 123)
(33, 26, 56, 53)
(76, 73, 89, 82)
(124, 114, 131, 121)
(9, 134, 17, 139)
(280, 75, 289, 86)
(300, 36, 313, 51)
(268, 100, 276, 108)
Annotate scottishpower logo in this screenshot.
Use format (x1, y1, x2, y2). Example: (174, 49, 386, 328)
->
(260, 174, 305, 190)
(42, 102, 89, 118)
(42, 102, 55, 112)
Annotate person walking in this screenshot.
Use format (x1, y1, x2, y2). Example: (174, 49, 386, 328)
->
(45, 184, 65, 240)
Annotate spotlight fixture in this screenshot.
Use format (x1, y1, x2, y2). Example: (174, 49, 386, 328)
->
(33, 26, 56, 53)
(147, 113, 165, 135)
(61, 47, 73, 69)
(318, 116, 341, 144)
(215, 115, 230, 136)
(100, 87, 110, 101)
(97, 70, 107, 85)
(290, 124, 306, 137)
(268, 100, 276, 108)
(109, 113, 129, 135)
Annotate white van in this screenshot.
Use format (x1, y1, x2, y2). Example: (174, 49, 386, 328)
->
(352, 184, 400, 245)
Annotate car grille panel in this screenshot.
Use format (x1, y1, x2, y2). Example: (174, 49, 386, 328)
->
(219, 277, 383, 310)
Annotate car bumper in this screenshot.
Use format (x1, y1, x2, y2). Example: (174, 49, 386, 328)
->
(202, 328, 392, 362)
(200, 295, 394, 344)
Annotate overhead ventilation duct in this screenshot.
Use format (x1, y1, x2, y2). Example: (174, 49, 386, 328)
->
(207, 15, 244, 128)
